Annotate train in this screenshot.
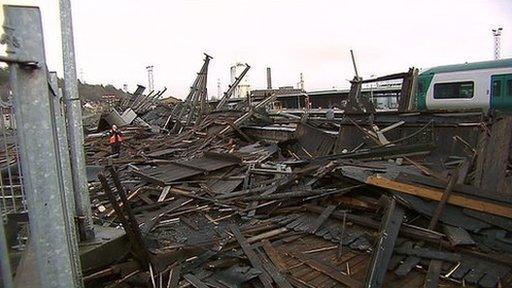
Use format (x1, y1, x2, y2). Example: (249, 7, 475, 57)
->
(416, 58, 512, 112)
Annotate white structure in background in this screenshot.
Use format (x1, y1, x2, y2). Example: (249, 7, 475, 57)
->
(230, 62, 251, 98)
(297, 73, 305, 90)
(217, 78, 222, 99)
(492, 27, 503, 60)
(146, 65, 154, 91)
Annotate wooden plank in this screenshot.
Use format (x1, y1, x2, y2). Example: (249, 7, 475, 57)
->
(364, 198, 404, 288)
(168, 265, 181, 288)
(480, 117, 512, 194)
(99, 173, 150, 267)
(106, 187, 143, 217)
(183, 273, 208, 288)
(230, 224, 274, 288)
(287, 251, 362, 288)
(138, 193, 154, 205)
(396, 172, 511, 204)
(473, 126, 489, 188)
(462, 209, 512, 232)
(308, 205, 336, 234)
(287, 275, 317, 288)
(158, 186, 171, 202)
(131, 170, 166, 186)
(457, 158, 471, 185)
(180, 216, 199, 231)
(387, 255, 406, 271)
(394, 256, 420, 277)
(366, 175, 512, 219)
(262, 240, 288, 273)
(394, 245, 460, 262)
(332, 196, 379, 211)
(258, 251, 293, 288)
(442, 225, 475, 246)
(428, 173, 457, 230)
(305, 204, 443, 243)
(246, 227, 289, 244)
(423, 260, 442, 288)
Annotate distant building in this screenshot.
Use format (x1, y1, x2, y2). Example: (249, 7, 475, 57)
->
(101, 93, 118, 105)
(250, 85, 401, 110)
(251, 86, 306, 108)
(230, 63, 251, 98)
(160, 96, 181, 106)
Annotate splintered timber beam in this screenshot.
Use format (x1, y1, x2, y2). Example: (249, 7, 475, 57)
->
(307, 205, 337, 234)
(131, 90, 154, 111)
(428, 173, 458, 230)
(126, 85, 146, 108)
(394, 245, 460, 262)
(171, 54, 212, 132)
(243, 185, 361, 201)
(218, 94, 277, 135)
(183, 274, 208, 288)
(194, 94, 278, 151)
(304, 204, 443, 242)
(98, 169, 151, 267)
(139, 87, 167, 112)
(261, 240, 288, 273)
(216, 63, 251, 111)
(366, 176, 512, 219)
(423, 259, 442, 288)
(287, 250, 362, 288)
(186, 53, 212, 126)
(364, 198, 404, 288)
(257, 250, 293, 288)
(230, 225, 274, 288)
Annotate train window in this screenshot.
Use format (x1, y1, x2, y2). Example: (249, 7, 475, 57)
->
(492, 80, 501, 97)
(508, 80, 512, 97)
(433, 82, 474, 99)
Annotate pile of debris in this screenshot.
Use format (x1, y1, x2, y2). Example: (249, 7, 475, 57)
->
(83, 97, 512, 287)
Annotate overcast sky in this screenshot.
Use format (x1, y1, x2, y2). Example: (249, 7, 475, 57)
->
(1, 0, 511, 99)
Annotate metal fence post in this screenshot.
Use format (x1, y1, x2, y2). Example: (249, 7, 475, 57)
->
(0, 210, 14, 288)
(4, 5, 83, 287)
(59, 0, 95, 240)
(49, 71, 84, 286)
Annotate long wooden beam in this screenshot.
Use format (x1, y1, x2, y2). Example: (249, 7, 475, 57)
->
(366, 176, 512, 219)
(364, 198, 404, 288)
(287, 251, 362, 288)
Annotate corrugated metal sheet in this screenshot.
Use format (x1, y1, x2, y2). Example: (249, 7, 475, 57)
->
(208, 179, 243, 194)
(176, 152, 241, 172)
(296, 123, 336, 157)
(134, 163, 203, 185)
(135, 153, 241, 185)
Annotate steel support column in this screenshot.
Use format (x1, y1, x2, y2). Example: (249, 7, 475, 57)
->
(59, 0, 94, 239)
(49, 72, 83, 286)
(4, 5, 83, 287)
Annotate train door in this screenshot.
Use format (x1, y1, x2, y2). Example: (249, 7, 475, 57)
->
(491, 74, 512, 111)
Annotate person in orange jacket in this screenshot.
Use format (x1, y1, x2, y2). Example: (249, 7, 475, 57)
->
(105, 125, 124, 157)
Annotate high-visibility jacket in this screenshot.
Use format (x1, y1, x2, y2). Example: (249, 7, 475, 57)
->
(108, 130, 124, 144)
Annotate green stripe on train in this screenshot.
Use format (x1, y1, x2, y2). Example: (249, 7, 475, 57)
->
(416, 73, 433, 110)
